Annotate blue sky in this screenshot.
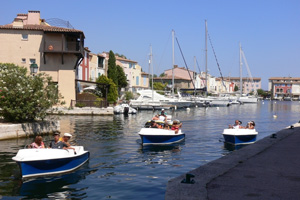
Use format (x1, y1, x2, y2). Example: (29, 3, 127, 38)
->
(1, 0, 300, 89)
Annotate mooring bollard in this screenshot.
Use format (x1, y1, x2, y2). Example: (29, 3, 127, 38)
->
(181, 173, 195, 184)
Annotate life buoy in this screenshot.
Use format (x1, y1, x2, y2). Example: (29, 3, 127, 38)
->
(48, 45, 53, 51)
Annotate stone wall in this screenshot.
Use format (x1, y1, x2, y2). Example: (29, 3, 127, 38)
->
(0, 120, 60, 140)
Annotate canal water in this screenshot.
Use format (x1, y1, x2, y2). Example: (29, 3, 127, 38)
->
(0, 101, 299, 199)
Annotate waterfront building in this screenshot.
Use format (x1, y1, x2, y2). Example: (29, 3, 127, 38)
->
(0, 11, 85, 106)
(153, 76, 192, 90)
(141, 72, 150, 89)
(228, 77, 261, 94)
(268, 77, 300, 99)
(78, 47, 90, 81)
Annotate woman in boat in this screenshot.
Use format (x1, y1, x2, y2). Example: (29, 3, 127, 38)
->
(229, 120, 243, 129)
(171, 120, 182, 134)
(247, 121, 255, 129)
(30, 136, 45, 149)
(152, 115, 159, 120)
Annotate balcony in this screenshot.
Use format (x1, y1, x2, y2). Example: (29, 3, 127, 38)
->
(44, 40, 83, 54)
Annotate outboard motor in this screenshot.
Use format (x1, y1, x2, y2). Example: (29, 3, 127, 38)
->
(124, 107, 129, 115)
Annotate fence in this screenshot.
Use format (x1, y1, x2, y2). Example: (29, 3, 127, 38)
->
(71, 100, 108, 108)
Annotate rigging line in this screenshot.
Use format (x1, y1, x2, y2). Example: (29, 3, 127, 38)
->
(152, 56, 164, 84)
(207, 32, 227, 90)
(175, 36, 195, 90)
(241, 50, 256, 95)
(156, 31, 172, 76)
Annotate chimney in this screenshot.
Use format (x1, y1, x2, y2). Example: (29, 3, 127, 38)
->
(174, 65, 178, 68)
(12, 18, 24, 28)
(27, 11, 40, 25)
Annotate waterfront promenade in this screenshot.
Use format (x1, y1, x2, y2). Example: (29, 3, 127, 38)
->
(166, 123, 300, 200)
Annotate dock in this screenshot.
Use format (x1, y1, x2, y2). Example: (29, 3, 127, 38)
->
(165, 123, 300, 200)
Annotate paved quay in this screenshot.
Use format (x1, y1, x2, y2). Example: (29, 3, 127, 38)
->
(166, 123, 300, 200)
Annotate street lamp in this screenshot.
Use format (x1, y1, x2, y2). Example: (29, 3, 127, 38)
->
(30, 63, 38, 75)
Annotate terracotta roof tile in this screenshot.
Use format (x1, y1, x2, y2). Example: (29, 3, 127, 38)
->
(0, 24, 83, 34)
(153, 76, 191, 81)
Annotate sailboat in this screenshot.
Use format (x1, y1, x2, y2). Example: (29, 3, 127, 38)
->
(130, 44, 191, 110)
(200, 20, 231, 107)
(238, 43, 258, 104)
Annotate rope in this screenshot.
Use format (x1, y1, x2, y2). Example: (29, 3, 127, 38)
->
(207, 32, 227, 91)
(175, 37, 195, 90)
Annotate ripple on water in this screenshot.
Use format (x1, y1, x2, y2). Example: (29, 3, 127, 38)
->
(0, 101, 299, 199)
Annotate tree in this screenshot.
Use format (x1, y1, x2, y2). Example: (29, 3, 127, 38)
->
(124, 91, 134, 101)
(0, 63, 63, 122)
(153, 82, 167, 91)
(116, 65, 128, 91)
(149, 74, 157, 87)
(159, 72, 165, 77)
(107, 50, 118, 86)
(234, 85, 239, 92)
(96, 75, 118, 103)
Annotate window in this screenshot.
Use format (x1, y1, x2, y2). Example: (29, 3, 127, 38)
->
(22, 34, 28, 40)
(85, 68, 88, 81)
(129, 63, 132, 68)
(29, 59, 36, 64)
(21, 58, 26, 63)
(256, 84, 259, 87)
(136, 76, 139, 85)
(133, 64, 136, 69)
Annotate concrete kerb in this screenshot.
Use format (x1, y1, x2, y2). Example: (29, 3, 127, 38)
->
(0, 120, 60, 140)
(165, 123, 300, 200)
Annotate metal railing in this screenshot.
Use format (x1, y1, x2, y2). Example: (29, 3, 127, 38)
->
(44, 41, 82, 52)
(71, 100, 108, 108)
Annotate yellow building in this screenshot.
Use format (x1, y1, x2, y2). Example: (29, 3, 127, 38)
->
(0, 11, 85, 106)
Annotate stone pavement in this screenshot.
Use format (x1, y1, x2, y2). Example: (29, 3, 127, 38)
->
(165, 123, 300, 200)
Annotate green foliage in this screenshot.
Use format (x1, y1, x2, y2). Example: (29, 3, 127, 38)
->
(0, 63, 63, 122)
(115, 53, 127, 59)
(75, 102, 86, 108)
(116, 65, 128, 89)
(124, 91, 134, 101)
(159, 73, 165, 77)
(94, 97, 104, 107)
(257, 89, 270, 98)
(234, 85, 239, 91)
(96, 75, 118, 103)
(153, 82, 167, 91)
(149, 74, 157, 87)
(107, 50, 118, 86)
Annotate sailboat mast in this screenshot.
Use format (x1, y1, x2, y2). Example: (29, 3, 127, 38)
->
(239, 42, 242, 96)
(205, 20, 208, 97)
(150, 45, 154, 101)
(194, 56, 196, 96)
(240, 43, 243, 96)
(172, 29, 175, 97)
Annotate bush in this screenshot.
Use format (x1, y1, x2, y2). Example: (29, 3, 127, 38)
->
(75, 103, 86, 108)
(96, 75, 118, 103)
(0, 63, 63, 122)
(124, 91, 134, 101)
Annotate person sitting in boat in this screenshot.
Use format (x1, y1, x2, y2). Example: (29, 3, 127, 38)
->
(152, 115, 159, 120)
(159, 109, 167, 121)
(171, 120, 182, 134)
(49, 133, 68, 149)
(246, 121, 255, 129)
(30, 136, 45, 149)
(229, 120, 243, 129)
(164, 122, 170, 130)
(150, 120, 162, 129)
(59, 133, 77, 153)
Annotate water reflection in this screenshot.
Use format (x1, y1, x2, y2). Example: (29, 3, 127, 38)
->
(19, 167, 93, 199)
